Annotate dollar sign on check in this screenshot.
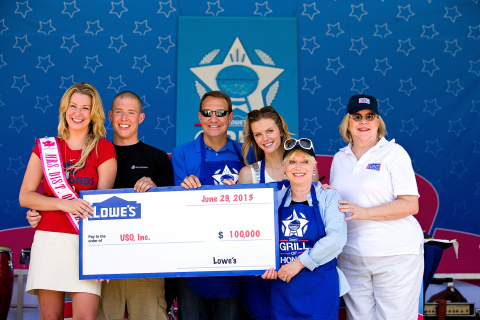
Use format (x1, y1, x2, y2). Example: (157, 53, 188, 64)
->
(218, 231, 223, 239)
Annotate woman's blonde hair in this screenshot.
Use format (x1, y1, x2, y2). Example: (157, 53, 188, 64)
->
(339, 113, 387, 145)
(240, 107, 293, 165)
(282, 149, 317, 164)
(58, 82, 106, 174)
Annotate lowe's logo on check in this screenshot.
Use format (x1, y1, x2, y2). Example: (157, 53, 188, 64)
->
(92, 196, 141, 221)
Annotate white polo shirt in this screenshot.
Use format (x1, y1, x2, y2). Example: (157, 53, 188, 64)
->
(330, 137, 423, 257)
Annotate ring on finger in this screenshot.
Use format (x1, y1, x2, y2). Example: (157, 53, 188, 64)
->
(282, 277, 287, 281)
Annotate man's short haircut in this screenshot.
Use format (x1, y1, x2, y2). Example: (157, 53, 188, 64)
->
(112, 91, 143, 113)
(199, 91, 232, 112)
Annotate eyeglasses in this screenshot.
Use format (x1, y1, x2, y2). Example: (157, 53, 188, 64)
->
(350, 113, 377, 122)
(248, 106, 276, 119)
(200, 109, 229, 117)
(284, 138, 314, 151)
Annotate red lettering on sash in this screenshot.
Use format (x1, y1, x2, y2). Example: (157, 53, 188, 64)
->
(54, 184, 66, 190)
(48, 172, 61, 178)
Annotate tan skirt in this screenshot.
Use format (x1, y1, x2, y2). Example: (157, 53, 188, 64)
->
(26, 230, 101, 297)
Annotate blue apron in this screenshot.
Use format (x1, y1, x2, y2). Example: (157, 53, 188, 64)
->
(271, 185, 339, 320)
(186, 135, 245, 299)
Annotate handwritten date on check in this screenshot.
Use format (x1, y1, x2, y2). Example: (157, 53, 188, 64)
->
(79, 183, 279, 280)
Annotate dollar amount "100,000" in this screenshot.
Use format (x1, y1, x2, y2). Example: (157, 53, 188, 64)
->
(218, 230, 261, 239)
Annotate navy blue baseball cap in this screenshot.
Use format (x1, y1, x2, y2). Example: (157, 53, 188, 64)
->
(347, 94, 378, 114)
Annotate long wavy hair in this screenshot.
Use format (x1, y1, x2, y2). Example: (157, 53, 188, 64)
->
(240, 107, 292, 165)
(58, 82, 106, 174)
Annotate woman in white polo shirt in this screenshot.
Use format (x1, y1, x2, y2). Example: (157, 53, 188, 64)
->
(330, 94, 423, 320)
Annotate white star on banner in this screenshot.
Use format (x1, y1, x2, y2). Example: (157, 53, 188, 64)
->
(468, 59, 480, 76)
(156, 76, 175, 93)
(397, 5, 414, 21)
(302, 3, 320, 20)
(399, 78, 416, 96)
(450, 161, 468, 179)
(84, 55, 102, 73)
(303, 117, 321, 135)
(350, 4, 367, 21)
(326, 23, 344, 37)
(9, 116, 28, 133)
(302, 77, 321, 94)
(350, 38, 368, 55)
(36, 55, 54, 73)
(327, 97, 346, 115)
(452, 202, 471, 220)
(254, 2, 272, 17)
(378, 98, 394, 116)
(109, 35, 127, 53)
(158, 1, 176, 18)
(422, 59, 439, 76)
(400, 119, 419, 136)
(15, 1, 32, 18)
(155, 116, 174, 133)
(34, 96, 53, 113)
(132, 55, 151, 73)
(471, 100, 480, 116)
(328, 138, 347, 152)
(206, 1, 224, 16)
(351, 77, 369, 94)
(448, 119, 466, 136)
(467, 25, 480, 40)
(0, 19, 8, 34)
(140, 95, 150, 108)
(446, 79, 464, 96)
(13, 35, 31, 53)
(374, 58, 392, 76)
(0, 55, 6, 69)
(108, 76, 126, 93)
(326, 57, 344, 75)
(59, 75, 75, 90)
(12, 75, 30, 92)
(38, 20, 56, 35)
(85, 20, 103, 35)
(5, 200, 24, 217)
(444, 40, 462, 57)
(157, 36, 175, 53)
(133, 20, 152, 35)
(61, 35, 79, 53)
(110, 0, 128, 18)
(444, 6, 462, 23)
(62, 1, 80, 18)
(421, 24, 439, 39)
(397, 39, 415, 56)
(302, 37, 320, 54)
(426, 139, 443, 157)
(424, 99, 441, 116)
(374, 23, 392, 38)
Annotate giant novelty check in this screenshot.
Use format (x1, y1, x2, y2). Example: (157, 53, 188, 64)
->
(79, 184, 279, 280)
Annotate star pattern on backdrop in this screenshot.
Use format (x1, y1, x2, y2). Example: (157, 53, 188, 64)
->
(411, 160, 420, 173)
(0, 55, 6, 69)
(140, 95, 150, 108)
(303, 117, 321, 135)
(374, 24, 392, 38)
(374, 58, 392, 76)
(399, 78, 416, 96)
(469, 59, 480, 76)
(444, 40, 462, 57)
(302, 3, 320, 20)
(12, 75, 30, 92)
(467, 25, 480, 39)
(377, 98, 394, 116)
(302, 37, 320, 54)
(426, 139, 443, 157)
(61, 35, 79, 53)
(472, 141, 480, 154)
(110, 1, 128, 18)
(448, 119, 466, 136)
(350, 4, 367, 21)
(400, 119, 419, 136)
(37, 55, 54, 73)
(13, 35, 31, 53)
(15, 1, 33, 18)
(157, 36, 175, 53)
(0, 19, 8, 34)
(351, 77, 369, 94)
(62, 1, 80, 18)
(302, 77, 321, 94)
(397, 5, 414, 21)
(109, 35, 127, 53)
(397, 39, 415, 56)
(452, 202, 471, 220)
(254, 2, 272, 17)
(326, 23, 344, 37)
(421, 24, 439, 39)
(446, 79, 464, 96)
(326, 57, 344, 75)
(5, 200, 24, 218)
(350, 38, 368, 55)
(471, 100, 480, 116)
(84, 55, 102, 73)
(59, 75, 75, 90)
(9, 116, 28, 133)
(450, 161, 467, 181)
(424, 99, 441, 116)
(38, 20, 56, 35)
(422, 59, 439, 76)
(155, 116, 174, 133)
(206, 1, 224, 16)
(444, 6, 462, 23)
(34, 96, 53, 113)
(85, 20, 103, 35)
(133, 20, 152, 36)
(328, 138, 347, 152)
(0, 95, 4, 107)
(157, 76, 175, 93)
(433, 180, 446, 193)
(132, 55, 151, 73)
(158, 1, 176, 18)
(327, 97, 346, 115)
(108, 75, 126, 93)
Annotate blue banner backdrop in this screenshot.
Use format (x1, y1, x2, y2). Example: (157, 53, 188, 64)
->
(0, 1, 479, 273)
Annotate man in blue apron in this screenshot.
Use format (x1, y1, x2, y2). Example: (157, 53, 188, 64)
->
(171, 91, 255, 320)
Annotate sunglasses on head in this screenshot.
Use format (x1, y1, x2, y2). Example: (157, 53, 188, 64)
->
(284, 138, 314, 151)
(350, 113, 377, 122)
(248, 106, 276, 119)
(200, 109, 229, 117)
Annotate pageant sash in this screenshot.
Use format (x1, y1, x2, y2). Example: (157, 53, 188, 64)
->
(37, 137, 80, 233)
